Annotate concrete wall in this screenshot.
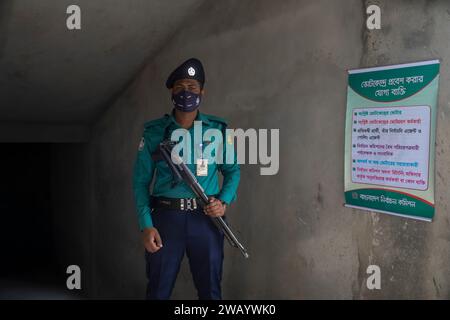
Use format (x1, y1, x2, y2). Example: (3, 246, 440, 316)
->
(54, 0, 450, 299)
(0, 0, 205, 125)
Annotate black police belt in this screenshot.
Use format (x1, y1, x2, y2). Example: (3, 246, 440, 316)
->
(151, 196, 218, 212)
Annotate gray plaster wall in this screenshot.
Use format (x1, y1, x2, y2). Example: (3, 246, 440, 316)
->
(53, 0, 450, 299)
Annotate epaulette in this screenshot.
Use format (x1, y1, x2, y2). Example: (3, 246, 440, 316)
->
(143, 114, 170, 130)
(203, 113, 228, 127)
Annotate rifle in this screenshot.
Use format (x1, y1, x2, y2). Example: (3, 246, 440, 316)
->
(158, 140, 249, 259)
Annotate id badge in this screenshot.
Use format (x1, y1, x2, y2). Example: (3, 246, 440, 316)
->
(196, 159, 208, 176)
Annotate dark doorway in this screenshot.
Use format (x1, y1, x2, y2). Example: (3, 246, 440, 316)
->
(0, 143, 61, 296)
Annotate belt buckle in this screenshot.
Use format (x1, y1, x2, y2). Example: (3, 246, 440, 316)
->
(183, 198, 197, 211)
(186, 198, 192, 211)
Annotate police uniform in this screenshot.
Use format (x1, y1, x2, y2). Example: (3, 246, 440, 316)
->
(132, 58, 240, 300)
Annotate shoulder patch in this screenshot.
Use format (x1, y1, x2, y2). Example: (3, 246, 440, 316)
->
(203, 113, 228, 127)
(138, 137, 145, 151)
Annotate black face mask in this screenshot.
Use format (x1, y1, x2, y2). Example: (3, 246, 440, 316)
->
(172, 90, 201, 112)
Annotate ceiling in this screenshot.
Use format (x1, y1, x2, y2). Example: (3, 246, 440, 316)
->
(0, 0, 204, 141)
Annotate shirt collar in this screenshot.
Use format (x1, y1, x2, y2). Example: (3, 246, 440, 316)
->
(196, 110, 211, 126)
(166, 109, 211, 128)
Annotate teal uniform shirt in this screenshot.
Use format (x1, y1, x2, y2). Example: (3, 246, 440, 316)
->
(132, 110, 240, 230)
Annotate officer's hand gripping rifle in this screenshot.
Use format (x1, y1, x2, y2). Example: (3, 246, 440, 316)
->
(159, 140, 249, 259)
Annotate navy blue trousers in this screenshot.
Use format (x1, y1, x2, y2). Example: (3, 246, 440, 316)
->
(145, 208, 224, 300)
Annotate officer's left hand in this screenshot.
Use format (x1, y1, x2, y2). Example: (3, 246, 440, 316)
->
(204, 197, 226, 217)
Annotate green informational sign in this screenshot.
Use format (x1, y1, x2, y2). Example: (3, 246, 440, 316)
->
(344, 60, 440, 221)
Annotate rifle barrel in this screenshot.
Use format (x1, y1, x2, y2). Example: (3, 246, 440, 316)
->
(160, 142, 249, 259)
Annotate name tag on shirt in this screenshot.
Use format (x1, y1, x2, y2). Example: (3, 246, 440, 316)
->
(196, 159, 208, 176)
